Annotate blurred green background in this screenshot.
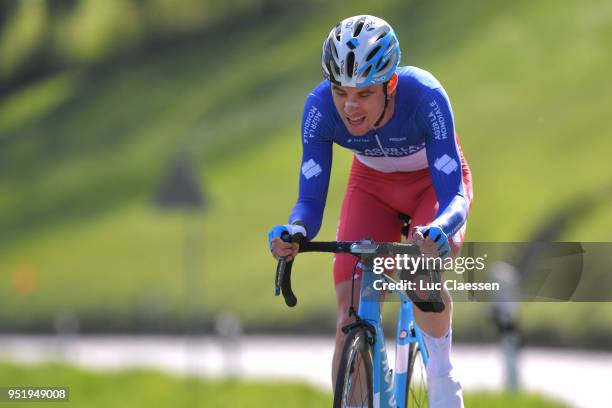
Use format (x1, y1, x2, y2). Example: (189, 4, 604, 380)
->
(1, 0, 611, 373)
(2, 0, 610, 406)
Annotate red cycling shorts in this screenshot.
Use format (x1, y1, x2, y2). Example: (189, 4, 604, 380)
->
(333, 148, 473, 286)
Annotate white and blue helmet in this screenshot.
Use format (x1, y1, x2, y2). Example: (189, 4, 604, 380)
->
(321, 15, 401, 87)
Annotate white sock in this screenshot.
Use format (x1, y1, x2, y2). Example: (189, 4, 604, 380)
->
(423, 329, 464, 408)
(428, 374, 464, 408)
(422, 328, 454, 377)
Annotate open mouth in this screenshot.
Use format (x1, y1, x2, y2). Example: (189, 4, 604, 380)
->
(346, 116, 366, 126)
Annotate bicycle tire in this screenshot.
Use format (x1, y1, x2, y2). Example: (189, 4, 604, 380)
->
(333, 327, 374, 408)
(405, 342, 429, 407)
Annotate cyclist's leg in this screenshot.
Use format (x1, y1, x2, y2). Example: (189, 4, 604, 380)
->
(410, 201, 465, 408)
(332, 161, 403, 389)
(406, 159, 472, 408)
(409, 149, 473, 338)
(409, 185, 455, 337)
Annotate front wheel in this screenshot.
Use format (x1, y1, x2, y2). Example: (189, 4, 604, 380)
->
(333, 327, 374, 408)
(406, 342, 429, 407)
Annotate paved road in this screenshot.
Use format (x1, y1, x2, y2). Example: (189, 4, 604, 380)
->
(1, 335, 611, 407)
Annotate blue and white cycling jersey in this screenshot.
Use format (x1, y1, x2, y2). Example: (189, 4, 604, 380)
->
(290, 66, 469, 240)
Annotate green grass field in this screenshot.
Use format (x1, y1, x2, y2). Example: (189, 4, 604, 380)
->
(0, 362, 570, 408)
(1, 0, 612, 345)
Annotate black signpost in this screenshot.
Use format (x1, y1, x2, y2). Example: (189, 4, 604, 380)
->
(155, 152, 208, 339)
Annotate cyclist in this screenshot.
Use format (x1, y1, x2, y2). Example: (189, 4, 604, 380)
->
(269, 15, 472, 408)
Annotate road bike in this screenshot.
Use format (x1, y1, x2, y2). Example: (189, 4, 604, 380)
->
(274, 230, 444, 407)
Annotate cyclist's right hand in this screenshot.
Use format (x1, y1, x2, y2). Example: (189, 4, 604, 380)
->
(268, 224, 306, 261)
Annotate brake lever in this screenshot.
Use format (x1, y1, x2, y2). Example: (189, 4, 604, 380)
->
(274, 232, 291, 297)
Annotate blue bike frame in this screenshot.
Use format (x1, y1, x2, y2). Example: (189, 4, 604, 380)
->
(358, 261, 429, 408)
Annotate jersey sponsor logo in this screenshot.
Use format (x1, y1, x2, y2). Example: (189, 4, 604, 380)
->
(361, 143, 424, 157)
(434, 154, 459, 175)
(347, 138, 371, 144)
(428, 100, 448, 140)
(389, 137, 407, 142)
(302, 159, 323, 179)
(302, 105, 323, 144)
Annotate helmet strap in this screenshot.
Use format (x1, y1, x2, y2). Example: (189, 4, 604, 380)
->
(373, 81, 389, 129)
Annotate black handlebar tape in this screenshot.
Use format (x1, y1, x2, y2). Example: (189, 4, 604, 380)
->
(299, 241, 354, 253)
(277, 232, 303, 308)
(280, 260, 297, 307)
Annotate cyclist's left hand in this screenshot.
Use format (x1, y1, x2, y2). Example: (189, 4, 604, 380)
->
(411, 225, 451, 258)
(268, 224, 306, 261)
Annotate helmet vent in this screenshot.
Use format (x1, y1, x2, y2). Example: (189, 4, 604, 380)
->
(378, 58, 391, 72)
(376, 28, 390, 41)
(353, 17, 366, 37)
(331, 42, 338, 59)
(366, 45, 381, 62)
(330, 60, 340, 78)
(347, 52, 355, 78)
(334, 24, 341, 41)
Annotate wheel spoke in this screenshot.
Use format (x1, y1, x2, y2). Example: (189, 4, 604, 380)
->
(408, 344, 428, 407)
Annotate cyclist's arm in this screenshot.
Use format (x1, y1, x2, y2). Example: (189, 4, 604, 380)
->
(288, 94, 334, 239)
(416, 87, 469, 237)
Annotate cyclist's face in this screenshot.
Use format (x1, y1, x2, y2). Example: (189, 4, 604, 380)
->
(331, 83, 386, 136)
